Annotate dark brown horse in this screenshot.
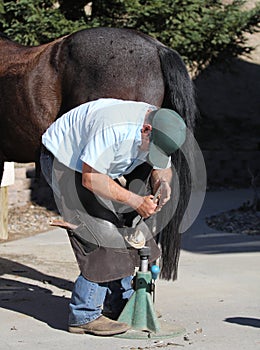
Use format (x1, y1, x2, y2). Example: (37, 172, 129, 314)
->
(0, 27, 196, 280)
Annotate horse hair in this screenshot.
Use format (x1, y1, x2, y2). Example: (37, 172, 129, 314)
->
(157, 45, 197, 280)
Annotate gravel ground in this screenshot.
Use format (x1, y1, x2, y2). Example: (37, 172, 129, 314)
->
(206, 206, 260, 235)
(4, 202, 61, 242)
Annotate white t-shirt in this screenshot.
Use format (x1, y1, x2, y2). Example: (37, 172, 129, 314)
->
(42, 98, 167, 179)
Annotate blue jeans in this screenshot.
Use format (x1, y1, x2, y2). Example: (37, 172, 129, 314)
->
(69, 274, 133, 325)
(40, 149, 61, 199)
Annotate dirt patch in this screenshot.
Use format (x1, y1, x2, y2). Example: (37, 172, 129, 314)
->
(1, 202, 61, 243)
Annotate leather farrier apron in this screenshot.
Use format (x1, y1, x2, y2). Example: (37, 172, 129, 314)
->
(52, 158, 161, 283)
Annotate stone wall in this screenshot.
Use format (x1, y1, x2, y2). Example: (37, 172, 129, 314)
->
(203, 151, 260, 187)
(7, 163, 53, 208)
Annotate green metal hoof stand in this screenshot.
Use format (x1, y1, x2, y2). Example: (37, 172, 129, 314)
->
(115, 247, 185, 339)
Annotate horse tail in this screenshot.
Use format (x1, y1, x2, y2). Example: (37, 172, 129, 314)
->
(157, 46, 197, 280)
(0, 160, 4, 184)
(158, 46, 196, 129)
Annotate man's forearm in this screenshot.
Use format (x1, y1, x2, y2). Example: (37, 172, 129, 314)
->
(82, 169, 142, 209)
(81, 163, 157, 217)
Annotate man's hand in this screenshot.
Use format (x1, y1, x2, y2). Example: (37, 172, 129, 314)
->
(151, 167, 172, 211)
(136, 195, 158, 218)
(156, 180, 171, 210)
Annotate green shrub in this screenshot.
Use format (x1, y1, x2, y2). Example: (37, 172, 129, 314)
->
(0, 0, 259, 71)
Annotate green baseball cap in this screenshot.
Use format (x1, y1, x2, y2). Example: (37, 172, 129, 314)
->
(148, 108, 186, 168)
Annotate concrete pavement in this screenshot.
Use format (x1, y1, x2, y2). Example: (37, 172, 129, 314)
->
(0, 188, 259, 349)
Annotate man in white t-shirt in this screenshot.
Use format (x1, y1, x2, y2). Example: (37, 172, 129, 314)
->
(41, 98, 186, 336)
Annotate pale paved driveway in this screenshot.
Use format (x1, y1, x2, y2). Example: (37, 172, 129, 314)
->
(0, 189, 259, 350)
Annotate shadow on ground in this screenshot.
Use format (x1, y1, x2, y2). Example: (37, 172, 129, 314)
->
(0, 257, 73, 291)
(181, 226, 260, 254)
(0, 277, 70, 331)
(0, 257, 73, 331)
(224, 317, 260, 329)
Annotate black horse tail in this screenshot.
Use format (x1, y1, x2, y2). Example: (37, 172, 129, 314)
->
(0, 161, 4, 183)
(157, 46, 197, 280)
(158, 46, 196, 129)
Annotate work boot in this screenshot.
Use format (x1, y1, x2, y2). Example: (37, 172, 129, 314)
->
(68, 315, 130, 336)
